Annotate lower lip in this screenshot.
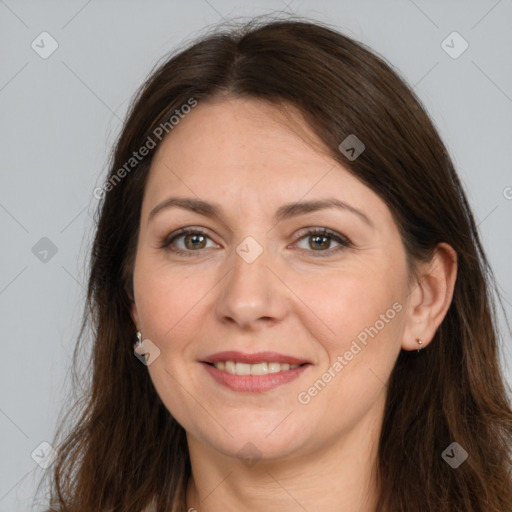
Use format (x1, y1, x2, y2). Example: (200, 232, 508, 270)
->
(202, 362, 311, 392)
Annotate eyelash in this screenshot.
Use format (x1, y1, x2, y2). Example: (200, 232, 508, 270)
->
(160, 227, 352, 258)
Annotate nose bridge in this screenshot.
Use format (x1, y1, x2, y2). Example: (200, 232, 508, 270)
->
(216, 233, 286, 327)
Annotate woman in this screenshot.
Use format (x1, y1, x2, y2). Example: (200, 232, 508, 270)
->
(40, 15, 512, 512)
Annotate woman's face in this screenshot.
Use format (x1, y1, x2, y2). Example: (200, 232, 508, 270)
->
(131, 97, 413, 461)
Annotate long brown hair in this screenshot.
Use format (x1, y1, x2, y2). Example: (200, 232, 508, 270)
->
(39, 15, 512, 511)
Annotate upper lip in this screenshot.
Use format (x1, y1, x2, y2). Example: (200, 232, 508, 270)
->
(202, 351, 310, 365)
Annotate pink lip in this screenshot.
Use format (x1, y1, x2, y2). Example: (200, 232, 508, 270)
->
(202, 351, 310, 365)
(202, 362, 311, 393)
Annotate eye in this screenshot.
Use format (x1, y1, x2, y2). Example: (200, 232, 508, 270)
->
(161, 227, 218, 257)
(293, 228, 352, 257)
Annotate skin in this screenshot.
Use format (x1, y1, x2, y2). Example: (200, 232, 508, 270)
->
(130, 97, 457, 512)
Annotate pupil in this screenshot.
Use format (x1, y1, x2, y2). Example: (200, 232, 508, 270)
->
(186, 234, 205, 249)
(311, 235, 329, 250)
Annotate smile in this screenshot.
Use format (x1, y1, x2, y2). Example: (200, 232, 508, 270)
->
(211, 361, 302, 375)
(202, 361, 311, 393)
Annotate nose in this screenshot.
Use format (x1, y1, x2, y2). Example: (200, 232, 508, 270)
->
(215, 239, 289, 330)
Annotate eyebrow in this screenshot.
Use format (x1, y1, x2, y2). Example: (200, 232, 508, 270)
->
(147, 197, 373, 227)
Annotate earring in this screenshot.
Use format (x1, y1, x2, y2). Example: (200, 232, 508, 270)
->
(134, 331, 143, 348)
(416, 338, 423, 352)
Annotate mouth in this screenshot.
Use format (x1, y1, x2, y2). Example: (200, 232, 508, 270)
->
(200, 351, 312, 393)
(204, 360, 308, 375)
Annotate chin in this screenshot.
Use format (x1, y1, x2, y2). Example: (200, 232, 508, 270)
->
(191, 415, 311, 462)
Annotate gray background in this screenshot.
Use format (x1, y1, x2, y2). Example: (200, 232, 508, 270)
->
(1, 1, 511, 510)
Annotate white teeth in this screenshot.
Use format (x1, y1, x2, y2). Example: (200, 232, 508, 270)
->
(213, 360, 300, 375)
(235, 362, 251, 375)
(251, 362, 268, 375)
(268, 362, 280, 373)
(225, 361, 236, 374)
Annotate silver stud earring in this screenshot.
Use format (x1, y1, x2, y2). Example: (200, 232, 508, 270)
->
(416, 338, 423, 352)
(134, 331, 143, 348)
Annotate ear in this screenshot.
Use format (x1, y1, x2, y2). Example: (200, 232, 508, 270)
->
(124, 275, 140, 330)
(131, 301, 140, 332)
(401, 243, 458, 351)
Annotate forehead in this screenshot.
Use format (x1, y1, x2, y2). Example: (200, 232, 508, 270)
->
(151, 97, 330, 176)
(142, 98, 385, 222)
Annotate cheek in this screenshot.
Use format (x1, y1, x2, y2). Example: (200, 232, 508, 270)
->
(295, 264, 404, 344)
(291, 273, 405, 447)
(133, 263, 212, 420)
(293, 266, 406, 400)
(134, 257, 209, 337)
